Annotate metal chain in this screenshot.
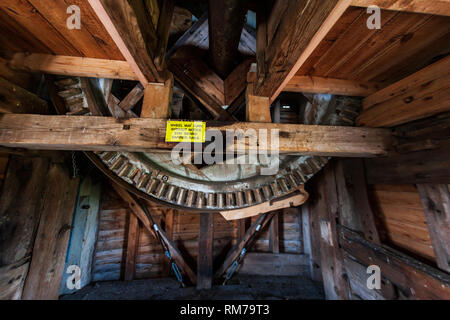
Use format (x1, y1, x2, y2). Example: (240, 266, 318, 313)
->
(71, 151, 79, 178)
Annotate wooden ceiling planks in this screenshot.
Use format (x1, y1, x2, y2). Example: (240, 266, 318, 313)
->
(296, 7, 450, 87)
(0, 0, 124, 60)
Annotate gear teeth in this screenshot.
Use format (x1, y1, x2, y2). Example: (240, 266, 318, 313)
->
(300, 163, 313, 175)
(308, 158, 322, 172)
(236, 192, 244, 207)
(279, 178, 290, 193)
(245, 190, 254, 205)
(271, 181, 281, 197)
(254, 189, 263, 203)
(262, 185, 272, 199)
(146, 179, 158, 194)
(207, 193, 215, 208)
(137, 174, 150, 189)
(185, 190, 196, 207)
(196, 192, 205, 209)
(155, 182, 167, 198)
(166, 185, 176, 202)
(176, 188, 187, 205)
(217, 194, 224, 209)
(286, 174, 299, 189)
(226, 193, 235, 207)
(117, 163, 133, 177)
(294, 169, 307, 183)
(110, 156, 126, 171)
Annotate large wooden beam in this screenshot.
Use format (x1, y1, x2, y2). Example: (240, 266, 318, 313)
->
(124, 212, 140, 281)
(197, 213, 214, 290)
(141, 76, 173, 118)
(351, 0, 450, 16)
(357, 56, 450, 127)
(339, 226, 450, 300)
(88, 0, 162, 85)
(0, 157, 50, 300)
(313, 166, 350, 300)
(417, 184, 450, 273)
(284, 76, 382, 97)
(22, 163, 79, 300)
(0, 114, 392, 157)
(10, 53, 138, 81)
(255, 0, 352, 102)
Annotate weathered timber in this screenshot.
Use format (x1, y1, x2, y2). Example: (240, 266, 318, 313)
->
(10, 53, 138, 81)
(0, 114, 392, 157)
(417, 184, 450, 273)
(255, 0, 351, 102)
(88, 0, 162, 85)
(22, 163, 79, 300)
(197, 213, 214, 289)
(0, 157, 50, 299)
(285, 76, 382, 97)
(339, 226, 450, 300)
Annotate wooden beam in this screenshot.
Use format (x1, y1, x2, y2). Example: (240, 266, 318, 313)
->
(10, 53, 138, 81)
(88, 0, 162, 85)
(247, 66, 272, 122)
(269, 214, 280, 254)
(351, 0, 450, 16)
(358, 56, 450, 127)
(417, 184, 450, 273)
(339, 226, 450, 300)
(0, 76, 49, 114)
(284, 76, 382, 97)
(22, 163, 79, 300)
(0, 157, 50, 300)
(197, 213, 214, 290)
(220, 190, 310, 220)
(0, 114, 393, 157)
(119, 84, 145, 112)
(124, 212, 140, 281)
(301, 202, 323, 282)
(255, 0, 352, 102)
(154, 0, 175, 70)
(141, 75, 173, 118)
(111, 183, 197, 285)
(314, 166, 350, 300)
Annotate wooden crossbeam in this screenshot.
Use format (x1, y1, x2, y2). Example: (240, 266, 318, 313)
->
(284, 76, 382, 97)
(88, 0, 162, 85)
(357, 56, 450, 127)
(351, 0, 450, 16)
(10, 53, 138, 81)
(0, 114, 392, 157)
(255, 0, 352, 102)
(339, 226, 450, 300)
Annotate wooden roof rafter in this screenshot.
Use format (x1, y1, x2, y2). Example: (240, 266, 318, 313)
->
(87, 0, 170, 86)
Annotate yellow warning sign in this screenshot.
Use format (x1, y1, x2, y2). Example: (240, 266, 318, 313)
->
(165, 120, 206, 143)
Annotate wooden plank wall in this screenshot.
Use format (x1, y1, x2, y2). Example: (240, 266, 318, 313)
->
(92, 188, 305, 281)
(368, 184, 436, 263)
